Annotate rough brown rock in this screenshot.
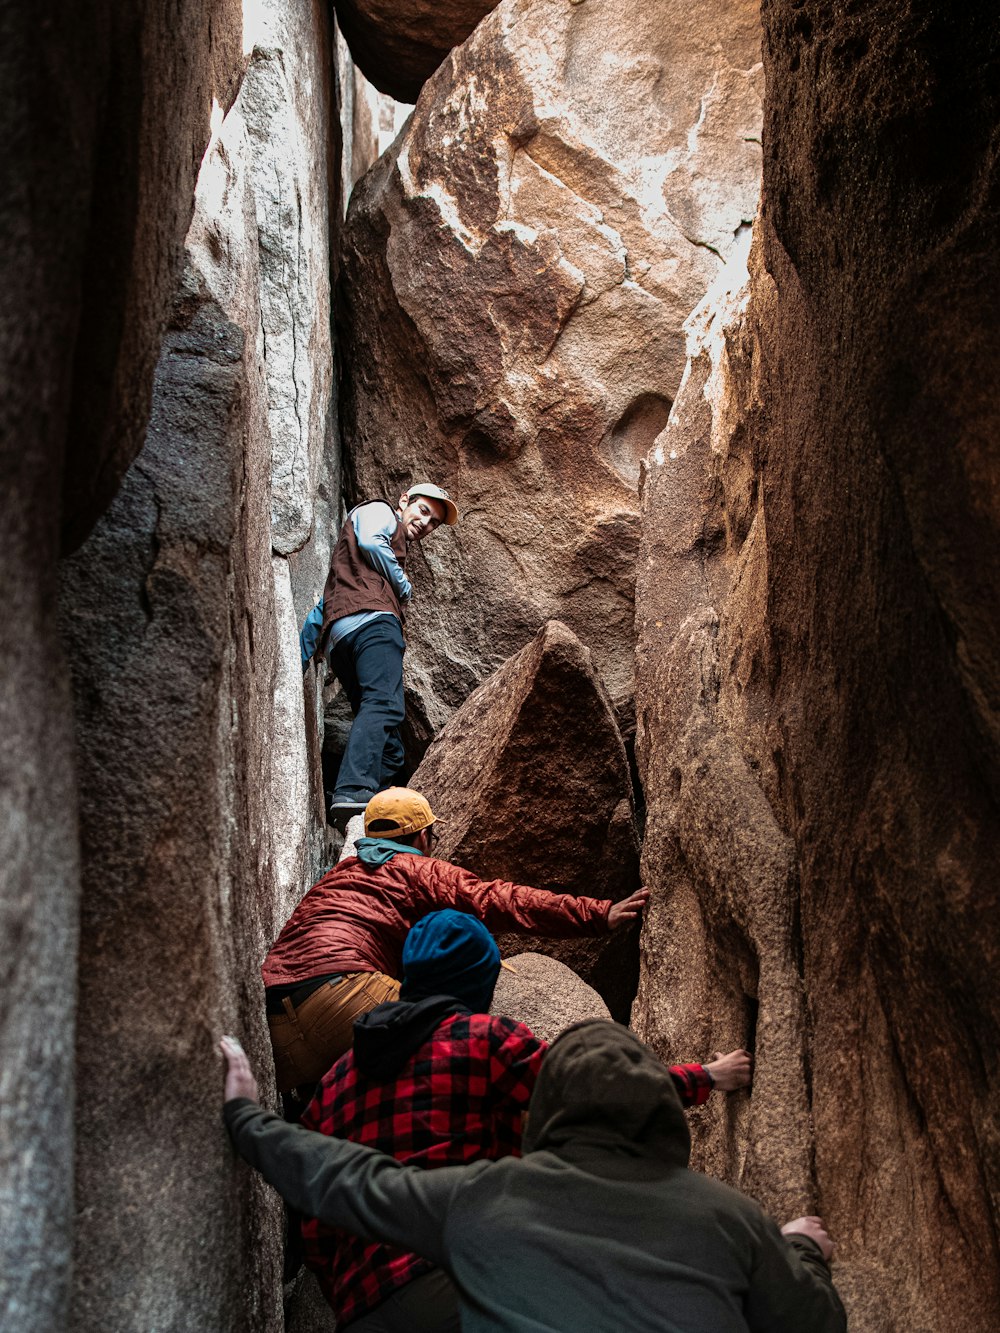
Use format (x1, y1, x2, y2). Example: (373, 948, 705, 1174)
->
(411, 620, 640, 1018)
(339, 0, 762, 738)
(633, 5, 1000, 1328)
(333, 0, 499, 103)
(491, 953, 610, 1044)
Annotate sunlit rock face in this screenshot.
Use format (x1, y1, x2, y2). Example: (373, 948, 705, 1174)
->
(633, 4, 1000, 1328)
(412, 620, 640, 1018)
(339, 0, 761, 743)
(334, 0, 499, 103)
(57, 3, 350, 1327)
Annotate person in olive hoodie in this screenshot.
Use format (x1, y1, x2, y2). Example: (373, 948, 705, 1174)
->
(221, 1021, 846, 1333)
(293, 911, 752, 1333)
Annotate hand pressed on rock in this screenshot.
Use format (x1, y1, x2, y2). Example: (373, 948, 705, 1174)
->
(220, 1035, 259, 1104)
(607, 888, 650, 929)
(704, 1048, 753, 1092)
(781, 1215, 835, 1262)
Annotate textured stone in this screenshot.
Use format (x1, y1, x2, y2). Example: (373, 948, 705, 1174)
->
(633, 4, 1000, 1327)
(333, 0, 498, 103)
(633, 234, 813, 1224)
(411, 620, 640, 1018)
(238, 5, 338, 555)
(339, 0, 762, 737)
(0, 2, 243, 1326)
(285, 1270, 338, 1333)
(491, 953, 610, 1044)
(55, 3, 340, 1325)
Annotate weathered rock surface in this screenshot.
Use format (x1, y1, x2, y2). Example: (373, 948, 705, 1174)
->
(492, 953, 610, 1043)
(0, 3, 244, 1326)
(411, 620, 640, 1018)
(54, 2, 352, 1326)
(339, 0, 762, 738)
(333, 0, 498, 103)
(3, 1, 245, 554)
(633, 5, 1000, 1329)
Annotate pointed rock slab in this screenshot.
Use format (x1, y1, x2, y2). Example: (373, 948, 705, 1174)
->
(411, 620, 640, 1018)
(340, 0, 762, 737)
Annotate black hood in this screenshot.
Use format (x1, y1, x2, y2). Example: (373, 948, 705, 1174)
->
(352, 995, 471, 1081)
(523, 1019, 691, 1169)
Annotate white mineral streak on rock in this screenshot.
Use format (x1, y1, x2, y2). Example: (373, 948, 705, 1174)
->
(269, 557, 313, 899)
(238, 5, 336, 555)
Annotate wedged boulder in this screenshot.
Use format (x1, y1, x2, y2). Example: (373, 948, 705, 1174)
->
(334, 0, 499, 103)
(634, 3, 1000, 1326)
(411, 620, 640, 1018)
(492, 953, 610, 1044)
(339, 0, 762, 737)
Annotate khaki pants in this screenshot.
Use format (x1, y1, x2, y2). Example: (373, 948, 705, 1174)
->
(268, 972, 400, 1092)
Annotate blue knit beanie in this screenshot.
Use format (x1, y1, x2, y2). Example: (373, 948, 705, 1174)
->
(400, 910, 502, 1013)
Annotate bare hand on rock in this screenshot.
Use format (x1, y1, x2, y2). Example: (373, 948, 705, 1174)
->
(220, 1035, 259, 1104)
(781, 1215, 835, 1262)
(704, 1048, 753, 1092)
(607, 888, 650, 929)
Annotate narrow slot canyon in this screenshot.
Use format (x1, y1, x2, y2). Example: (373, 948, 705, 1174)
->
(1, 1, 998, 1330)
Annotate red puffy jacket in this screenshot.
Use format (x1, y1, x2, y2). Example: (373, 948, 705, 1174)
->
(262, 851, 612, 987)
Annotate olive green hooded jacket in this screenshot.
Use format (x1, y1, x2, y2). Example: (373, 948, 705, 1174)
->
(225, 1020, 846, 1332)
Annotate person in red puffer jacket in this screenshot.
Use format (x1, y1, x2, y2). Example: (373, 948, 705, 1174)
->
(262, 787, 650, 1097)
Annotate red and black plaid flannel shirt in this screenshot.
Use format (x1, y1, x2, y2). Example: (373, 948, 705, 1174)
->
(299, 1015, 713, 1327)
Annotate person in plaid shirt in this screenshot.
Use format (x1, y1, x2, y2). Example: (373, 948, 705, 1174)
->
(298, 910, 752, 1332)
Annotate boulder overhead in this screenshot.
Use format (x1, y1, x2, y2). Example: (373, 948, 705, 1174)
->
(334, 0, 500, 103)
(411, 619, 640, 1018)
(340, 0, 762, 737)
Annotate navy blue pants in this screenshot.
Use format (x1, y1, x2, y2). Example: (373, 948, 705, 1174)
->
(329, 615, 405, 800)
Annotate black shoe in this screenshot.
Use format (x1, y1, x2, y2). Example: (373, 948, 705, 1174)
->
(328, 795, 372, 829)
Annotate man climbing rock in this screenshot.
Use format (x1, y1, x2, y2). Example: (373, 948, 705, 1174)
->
(300, 483, 458, 819)
(221, 1020, 846, 1333)
(262, 787, 650, 1097)
(290, 909, 753, 1332)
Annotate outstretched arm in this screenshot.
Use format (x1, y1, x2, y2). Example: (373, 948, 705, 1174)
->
(423, 860, 649, 937)
(220, 1038, 458, 1265)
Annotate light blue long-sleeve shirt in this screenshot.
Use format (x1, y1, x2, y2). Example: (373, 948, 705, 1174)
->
(299, 502, 411, 670)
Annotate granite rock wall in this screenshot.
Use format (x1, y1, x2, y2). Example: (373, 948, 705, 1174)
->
(338, 0, 762, 746)
(633, 5, 1000, 1328)
(0, 0, 243, 1324)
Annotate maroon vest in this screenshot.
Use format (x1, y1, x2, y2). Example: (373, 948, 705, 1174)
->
(316, 501, 407, 658)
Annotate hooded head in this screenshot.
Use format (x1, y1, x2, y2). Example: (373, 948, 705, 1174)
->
(400, 910, 501, 1014)
(522, 1020, 691, 1169)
